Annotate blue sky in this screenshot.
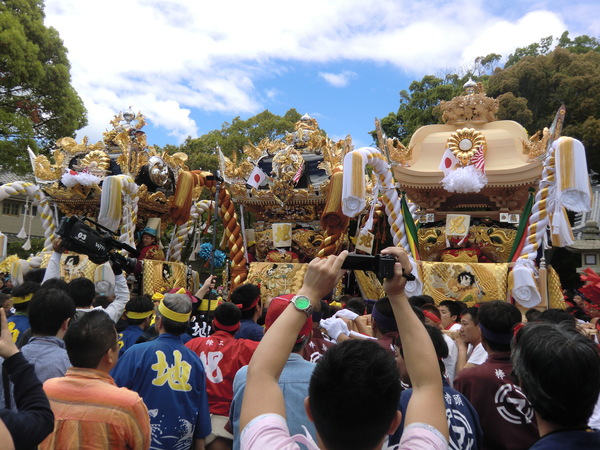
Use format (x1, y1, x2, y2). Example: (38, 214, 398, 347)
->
(44, 0, 600, 153)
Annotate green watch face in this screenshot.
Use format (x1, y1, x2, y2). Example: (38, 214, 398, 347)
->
(294, 296, 310, 309)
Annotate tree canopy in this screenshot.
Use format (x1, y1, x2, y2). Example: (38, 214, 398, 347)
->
(377, 32, 600, 173)
(0, 0, 87, 174)
(164, 109, 302, 171)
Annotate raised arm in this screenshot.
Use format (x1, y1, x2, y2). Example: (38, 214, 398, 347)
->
(103, 272, 129, 323)
(194, 275, 215, 300)
(381, 247, 449, 441)
(42, 239, 64, 283)
(239, 251, 347, 430)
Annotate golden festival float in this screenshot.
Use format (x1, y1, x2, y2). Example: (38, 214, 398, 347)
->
(340, 79, 590, 310)
(2, 109, 218, 294)
(1, 79, 592, 311)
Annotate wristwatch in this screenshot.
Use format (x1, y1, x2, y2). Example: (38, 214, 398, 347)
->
(290, 295, 313, 317)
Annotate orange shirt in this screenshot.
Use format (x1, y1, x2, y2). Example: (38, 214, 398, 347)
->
(40, 367, 151, 450)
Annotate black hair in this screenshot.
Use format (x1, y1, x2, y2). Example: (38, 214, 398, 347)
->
(11, 281, 41, 312)
(24, 268, 46, 284)
(477, 300, 522, 352)
(461, 306, 480, 325)
(421, 303, 441, 320)
(372, 297, 395, 335)
(512, 321, 600, 427)
(0, 293, 10, 307)
(64, 310, 117, 368)
(345, 297, 366, 316)
(158, 293, 192, 335)
(92, 295, 111, 309)
(230, 283, 261, 320)
(28, 289, 76, 336)
(524, 308, 542, 323)
(439, 300, 461, 321)
(538, 308, 577, 325)
(41, 278, 69, 292)
(309, 340, 400, 450)
(213, 302, 241, 334)
(67, 277, 96, 308)
(396, 324, 448, 379)
(408, 294, 435, 309)
(125, 295, 155, 326)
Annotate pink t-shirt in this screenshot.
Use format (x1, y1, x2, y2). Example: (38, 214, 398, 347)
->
(241, 413, 447, 450)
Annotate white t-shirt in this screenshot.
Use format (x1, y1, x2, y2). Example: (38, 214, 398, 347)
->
(466, 343, 488, 365)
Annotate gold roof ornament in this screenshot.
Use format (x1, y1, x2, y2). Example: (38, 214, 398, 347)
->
(439, 79, 498, 126)
(219, 114, 349, 223)
(389, 81, 542, 215)
(28, 108, 190, 221)
(447, 128, 487, 166)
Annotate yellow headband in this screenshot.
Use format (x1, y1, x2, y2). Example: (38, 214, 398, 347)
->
(152, 293, 165, 301)
(158, 300, 191, 323)
(12, 293, 34, 305)
(196, 298, 220, 312)
(126, 310, 154, 320)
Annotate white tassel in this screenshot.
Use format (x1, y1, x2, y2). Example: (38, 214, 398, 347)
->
(441, 165, 487, 193)
(17, 198, 28, 239)
(510, 260, 541, 308)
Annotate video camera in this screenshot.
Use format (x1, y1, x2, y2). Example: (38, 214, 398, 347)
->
(57, 216, 139, 273)
(341, 254, 396, 279)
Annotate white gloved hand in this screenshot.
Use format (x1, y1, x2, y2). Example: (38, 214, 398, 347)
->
(320, 317, 350, 341)
(334, 309, 359, 321)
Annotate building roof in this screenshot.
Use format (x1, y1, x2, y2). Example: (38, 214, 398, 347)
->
(0, 170, 34, 185)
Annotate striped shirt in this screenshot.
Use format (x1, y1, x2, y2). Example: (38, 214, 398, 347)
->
(40, 367, 151, 450)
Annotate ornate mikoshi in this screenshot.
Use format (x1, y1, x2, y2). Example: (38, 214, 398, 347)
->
(21, 109, 209, 294)
(28, 108, 192, 224)
(219, 114, 352, 262)
(341, 81, 586, 310)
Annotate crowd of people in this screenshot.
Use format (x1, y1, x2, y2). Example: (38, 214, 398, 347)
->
(0, 240, 599, 449)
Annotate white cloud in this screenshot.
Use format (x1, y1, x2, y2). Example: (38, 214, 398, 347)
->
(319, 71, 357, 87)
(42, 0, 583, 143)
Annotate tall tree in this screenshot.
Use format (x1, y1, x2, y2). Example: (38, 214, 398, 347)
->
(0, 0, 87, 174)
(165, 109, 302, 171)
(375, 74, 467, 145)
(489, 43, 600, 172)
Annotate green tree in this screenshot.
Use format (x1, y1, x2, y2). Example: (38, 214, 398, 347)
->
(0, 0, 87, 174)
(165, 109, 302, 171)
(489, 45, 600, 172)
(375, 73, 468, 145)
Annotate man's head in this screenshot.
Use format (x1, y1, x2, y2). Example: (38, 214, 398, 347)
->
(141, 232, 157, 247)
(371, 297, 398, 338)
(125, 295, 155, 328)
(477, 300, 522, 353)
(345, 298, 366, 316)
(512, 321, 600, 428)
(308, 339, 401, 450)
(155, 293, 192, 335)
(439, 300, 461, 329)
(0, 294, 13, 316)
(395, 324, 448, 384)
(265, 295, 312, 352)
(64, 310, 119, 371)
(10, 281, 40, 313)
(67, 277, 96, 308)
(572, 294, 585, 307)
(212, 302, 241, 335)
(421, 303, 442, 329)
(230, 283, 261, 320)
(28, 289, 75, 338)
(460, 306, 481, 346)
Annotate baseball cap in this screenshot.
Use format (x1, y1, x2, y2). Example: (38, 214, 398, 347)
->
(265, 294, 312, 343)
